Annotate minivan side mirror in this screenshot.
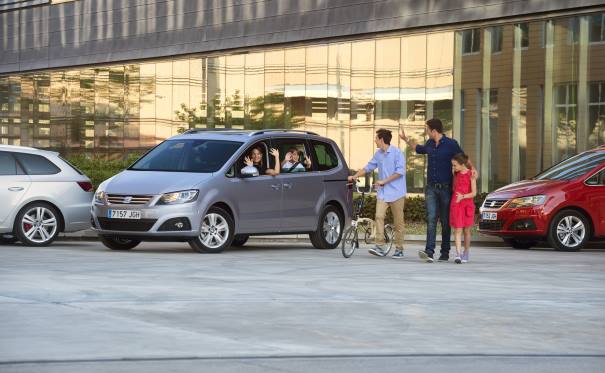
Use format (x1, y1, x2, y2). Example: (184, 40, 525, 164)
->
(241, 165, 260, 178)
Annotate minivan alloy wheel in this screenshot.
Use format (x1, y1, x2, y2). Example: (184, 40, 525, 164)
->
(323, 211, 341, 245)
(200, 213, 229, 249)
(556, 216, 585, 248)
(21, 207, 57, 244)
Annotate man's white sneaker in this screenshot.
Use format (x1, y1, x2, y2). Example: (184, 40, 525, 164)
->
(418, 250, 434, 263)
(369, 246, 386, 257)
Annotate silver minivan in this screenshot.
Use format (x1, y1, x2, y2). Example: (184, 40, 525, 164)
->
(91, 129, 352, 253)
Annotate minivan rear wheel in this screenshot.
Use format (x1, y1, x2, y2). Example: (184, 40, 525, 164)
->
(189, 206, 234, 253)
(15, 202, 60, 247)
(310, 205, 343, 250)
(547, 209, 590, 252)
(100, 236, 141, 250)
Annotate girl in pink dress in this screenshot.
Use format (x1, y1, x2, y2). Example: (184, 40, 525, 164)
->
(450, 153, 477, 264)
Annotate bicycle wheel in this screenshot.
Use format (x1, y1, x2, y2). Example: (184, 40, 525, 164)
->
(382, 224, 395, 256)
(362, 224, 373, 245)
(341, 226, 358, 258)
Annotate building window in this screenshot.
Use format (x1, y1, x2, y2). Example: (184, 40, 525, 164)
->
(0, 0, 49, 11)
(589, 13, 605, 43)
(514, 23, 529, 49)
(589, 82, 605, 148)
(459, 90, 465, 146)
(491, 26, 503, 53)
(462, 29, 481, 55)
(568, 17, 579, 44)
(554, 83, 577, 160)
(541, 20, 553, 48)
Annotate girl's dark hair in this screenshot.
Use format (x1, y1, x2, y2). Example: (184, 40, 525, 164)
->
(452, 152, 472, 169)
(248, 146, 264, 165)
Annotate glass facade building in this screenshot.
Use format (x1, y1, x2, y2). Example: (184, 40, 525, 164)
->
(1, 12, 604, 192)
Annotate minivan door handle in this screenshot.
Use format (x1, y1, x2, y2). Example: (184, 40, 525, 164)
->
(270, 184, 282, 190)
(282, 183, 292, 190)
(8, 187, 24, 192)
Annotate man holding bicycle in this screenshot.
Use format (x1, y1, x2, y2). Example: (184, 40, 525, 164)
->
(348, 129, 406, 258)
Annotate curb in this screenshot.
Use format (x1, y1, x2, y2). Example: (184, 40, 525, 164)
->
(58, 230, 502, 243)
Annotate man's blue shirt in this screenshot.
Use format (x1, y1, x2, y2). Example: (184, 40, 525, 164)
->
(364, 145, 406, 202)
(415, 135, 463, 185)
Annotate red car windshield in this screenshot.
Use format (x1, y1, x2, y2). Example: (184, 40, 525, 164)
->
(534, 151, 605, 181)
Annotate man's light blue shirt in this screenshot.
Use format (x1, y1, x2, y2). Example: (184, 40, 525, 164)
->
(364, 145, 407, 202)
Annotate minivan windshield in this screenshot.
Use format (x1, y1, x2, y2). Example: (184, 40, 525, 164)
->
(129, 139, 242, 173)
(534, 151, 605, 181)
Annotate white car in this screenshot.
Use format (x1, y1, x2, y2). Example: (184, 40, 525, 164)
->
(0, 145, 94, 246)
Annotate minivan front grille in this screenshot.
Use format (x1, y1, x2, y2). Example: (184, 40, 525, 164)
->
(97, 218, 157, 231)
(482, 199, 508, 209)
(107, 194, 154, 205)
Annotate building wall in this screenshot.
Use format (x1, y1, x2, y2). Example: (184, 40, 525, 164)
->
(1, 0, 604, 74)
(1, 2, 605, 193)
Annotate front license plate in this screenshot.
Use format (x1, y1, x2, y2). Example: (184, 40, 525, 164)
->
(481, 212, 497, 221)
(107, 209, 142, 219)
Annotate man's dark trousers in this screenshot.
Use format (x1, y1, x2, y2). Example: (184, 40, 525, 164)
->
(425, 184, 452, 258)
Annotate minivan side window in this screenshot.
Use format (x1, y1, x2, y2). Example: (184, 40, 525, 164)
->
(272, 138, 312, 173)
(311, 141, 338, 171)
(13, 153, 61, 175)
(237, 141, 272, 177)
(0, 152, 17, 175)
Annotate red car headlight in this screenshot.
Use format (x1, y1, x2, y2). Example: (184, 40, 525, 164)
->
(507, 195, 546, 208)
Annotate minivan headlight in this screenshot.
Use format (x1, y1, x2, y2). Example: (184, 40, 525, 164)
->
(507, 195, 546, 208)
(157, 190, 199, 205)
(94, 190, 106, 204)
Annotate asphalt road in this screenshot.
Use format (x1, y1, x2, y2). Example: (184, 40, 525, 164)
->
(1, 240, 604, 372)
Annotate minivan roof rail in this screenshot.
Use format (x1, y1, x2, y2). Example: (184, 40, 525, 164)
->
(182, 128, 246, 134)
(249, 129, 319, 136)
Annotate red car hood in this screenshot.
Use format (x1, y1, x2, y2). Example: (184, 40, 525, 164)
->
(487, 179, 568, 199)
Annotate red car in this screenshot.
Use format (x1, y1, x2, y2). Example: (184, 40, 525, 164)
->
(479, 146, 605, 251)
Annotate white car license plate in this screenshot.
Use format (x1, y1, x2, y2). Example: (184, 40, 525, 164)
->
(481, 212, 497, 221)
(107, 209, 142, 219)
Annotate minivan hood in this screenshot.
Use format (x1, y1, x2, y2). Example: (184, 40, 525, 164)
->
(103, 170, 213, 195)
(488, 179, 567, 199)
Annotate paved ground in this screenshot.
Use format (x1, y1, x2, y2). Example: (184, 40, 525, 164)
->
(1, 240, 604, 372)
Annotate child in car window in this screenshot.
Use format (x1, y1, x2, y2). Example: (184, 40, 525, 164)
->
(243, 145, 280, 176)
(281, 147, 311, 173)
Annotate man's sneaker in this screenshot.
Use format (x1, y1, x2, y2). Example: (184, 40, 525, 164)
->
(392, 249, 404, 259)
(418, 250, 434, 263)
(454, 256, 462, 264)
(462, 252, 469, 263)
(369, 246, 386, 257)
(438, 254, 449, 262)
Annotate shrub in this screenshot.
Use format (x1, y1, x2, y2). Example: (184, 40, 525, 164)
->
(353, 191, 490, 223)
(66, 153, 141, 190)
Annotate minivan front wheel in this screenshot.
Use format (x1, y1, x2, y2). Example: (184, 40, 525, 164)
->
(231, 234, 249, 247)
(547, 210, 590, 252)
(310, 205, 343, 250)
(100, 236, 141, 251)
(189, 207, 234, 253)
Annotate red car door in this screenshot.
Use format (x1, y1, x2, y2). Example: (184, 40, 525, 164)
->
(585, 167, 605, 237)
